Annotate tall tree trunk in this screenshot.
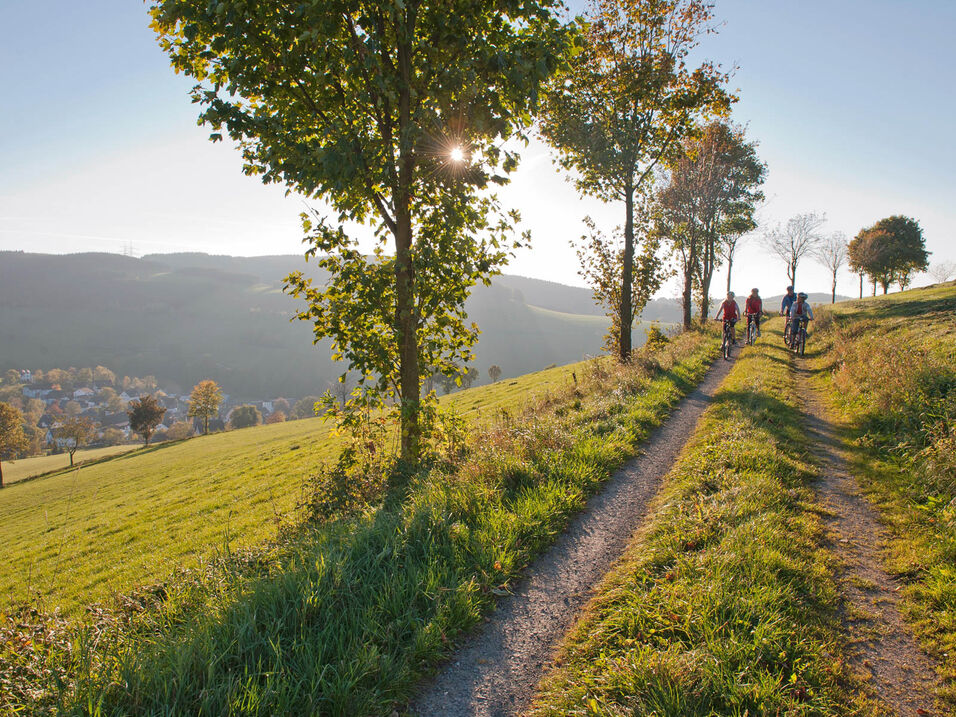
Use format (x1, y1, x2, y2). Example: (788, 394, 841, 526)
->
(395, 27, 420, 464)
(682, 242, 696, 330)
(858, 272, 863, 299)
(394, 208, 420, 463)
(699, 234, 714, 323)
(619, 186, 634, 362)
(726, 254, 733, 294)
(0, 460, 4, 489)
(789, 261, 797, 289)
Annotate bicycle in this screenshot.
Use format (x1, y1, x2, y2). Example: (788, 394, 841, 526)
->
(783, 315, 792, 347)
(720, 319, 736, 360)
(790, 318, 808, 356)
(745, 314, 758, 346)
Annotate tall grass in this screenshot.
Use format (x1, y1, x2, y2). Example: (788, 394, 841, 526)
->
(813, 284, 956, 707)
(528, 323, 876, 716)
(3, 332, 717, 716)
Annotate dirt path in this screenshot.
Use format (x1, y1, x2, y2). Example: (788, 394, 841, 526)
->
(796, 359, 941, 715)
(410, 355, 735, 717)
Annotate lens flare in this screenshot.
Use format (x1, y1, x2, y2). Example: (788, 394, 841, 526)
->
(449, 146, 465, 163)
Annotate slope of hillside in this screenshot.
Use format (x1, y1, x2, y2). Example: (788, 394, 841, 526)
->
(810, 281, 956, 707)
(0, 252, 619, 399)
(2, 354, 645, 613)
(2, 331, 719, 716)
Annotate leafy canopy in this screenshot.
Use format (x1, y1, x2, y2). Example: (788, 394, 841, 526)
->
(540, 0, 733, 201)
(151, 0, 574, 461)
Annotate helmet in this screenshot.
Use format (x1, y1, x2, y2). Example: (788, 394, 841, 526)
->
(751, 288, 759, 293)
(797, 292, 808, 299)
(786, 285, 794, 292)
(728, 291, 735, 298)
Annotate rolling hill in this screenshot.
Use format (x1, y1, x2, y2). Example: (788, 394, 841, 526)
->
(0, 251, 655, 399)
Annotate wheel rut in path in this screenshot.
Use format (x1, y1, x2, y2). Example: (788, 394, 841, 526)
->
(411, 355, 736, 717)
(795, 359, 941, 715)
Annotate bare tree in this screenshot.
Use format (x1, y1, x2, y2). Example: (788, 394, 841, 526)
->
(327, 371, 356, 409)
(763, 213, 826, 287)
(814, 232, 849, 304)
(929, 260, 956, 284)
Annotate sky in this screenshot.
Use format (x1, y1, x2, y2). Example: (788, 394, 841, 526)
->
(1, 0, 954, 299)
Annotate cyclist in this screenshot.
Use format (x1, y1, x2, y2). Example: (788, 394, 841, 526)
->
(787, 292, 814, 348)
(745, 288, 763, 338)
(780, 285, 797, 344)
(715, 291, 741, 344)
(780, 285, 797, 316)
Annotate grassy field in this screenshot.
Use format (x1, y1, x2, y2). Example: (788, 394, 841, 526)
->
(0, 359, 605, 614)
(529, 320, 876, 716)
(811, 281, 956, 707)
(1, 444, 139, 485)
(5, 331, 719, 715)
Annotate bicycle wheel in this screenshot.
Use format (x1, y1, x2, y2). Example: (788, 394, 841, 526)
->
(798, 329, 806, 356)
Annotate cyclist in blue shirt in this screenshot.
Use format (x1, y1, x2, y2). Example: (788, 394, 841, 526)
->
(780, 285, 797, 316)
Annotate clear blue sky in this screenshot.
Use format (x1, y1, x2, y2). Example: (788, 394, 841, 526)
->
(1, 0, 953, 296)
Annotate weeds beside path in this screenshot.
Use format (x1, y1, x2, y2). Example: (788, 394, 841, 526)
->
(529, 323, 875, 717)
(412, 354, 735, 716)
(797, 357, 941, 714)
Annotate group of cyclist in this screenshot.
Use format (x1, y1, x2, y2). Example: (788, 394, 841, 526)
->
(714, 285, 813, 353)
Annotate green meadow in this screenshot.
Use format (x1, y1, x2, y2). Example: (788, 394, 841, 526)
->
(1, 360, 589, 613)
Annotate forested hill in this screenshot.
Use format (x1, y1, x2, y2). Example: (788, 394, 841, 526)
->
(0, 251, 620, 399)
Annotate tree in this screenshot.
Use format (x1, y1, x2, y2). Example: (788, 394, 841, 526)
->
(0, 402, 28, 488)
(488, 365, 503, 383)
(851, 216, 929, 294)
(266, 410, 287, 425)
(229, 405, 261, 430)
(188, 379, 224, 435)
(100, 427, 126, 446)
(327, 371, 356, 410)
(128, 395, 166, 447)
(165, 420, 195, 441)
(655, 122, 764, 322)
(151, 0, 573, 466)
(54, 416, 96, 467)
(3, 369, 20, 386)
(76, 368, 94, 386)
(64, 401, 83, 417)
(540, 0, 731, 358)
(763, 213, 826, 288)
(814, 232, 849, 304)
(292, 396, 322, 420)
(574, 214, 665, 349)
(272, 398, 292, 416)
(93, 365, 116, 386)
(929, 261, 956, 284)
(460, 367, 480, 390)
(848, 231, 876, 299)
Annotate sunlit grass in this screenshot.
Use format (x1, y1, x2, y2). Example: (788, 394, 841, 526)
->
(528, 321, 877, 716)
(0, 358, 595, 614)
(9, 331, 719, 715)
(811, 280, 956, 708)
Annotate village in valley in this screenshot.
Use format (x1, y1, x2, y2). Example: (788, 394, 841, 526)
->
(2, 365, 299, 455)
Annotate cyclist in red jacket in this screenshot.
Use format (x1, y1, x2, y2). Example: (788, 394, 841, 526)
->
(745, 288, 763, 337)
(714, 291, 741, 343)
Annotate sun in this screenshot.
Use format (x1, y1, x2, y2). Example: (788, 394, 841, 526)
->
(449, 146, 465, 163)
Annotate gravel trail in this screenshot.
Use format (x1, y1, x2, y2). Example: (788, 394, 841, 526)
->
(410, 353, 735, 717)
(796, 360, 941, 716)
